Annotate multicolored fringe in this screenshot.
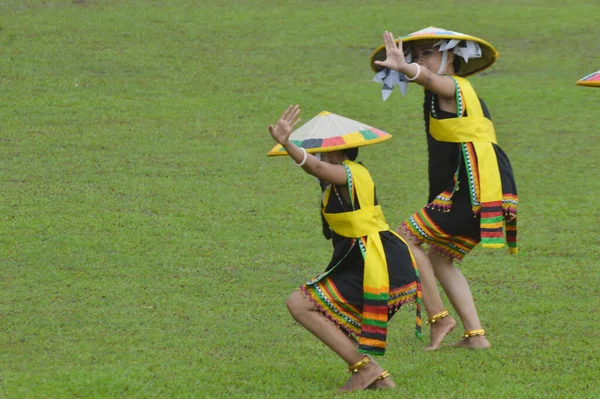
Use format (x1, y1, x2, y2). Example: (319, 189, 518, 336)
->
(301, 279, 420, 346)
(480, 201, 504, 248)
(301, 280, 362, 336)
(428, 190, 454, 212)
(502, 194, 518, 218)
(388, 282, 420, 309)
(403, 211, 478, 262)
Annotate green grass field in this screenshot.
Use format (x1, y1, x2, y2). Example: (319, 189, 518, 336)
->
(1, 1, 599, 398)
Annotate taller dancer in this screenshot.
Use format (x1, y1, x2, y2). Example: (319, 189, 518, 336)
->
(371, 27, 518, 350)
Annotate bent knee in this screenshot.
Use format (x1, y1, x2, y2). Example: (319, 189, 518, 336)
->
(286, 289, 311, 317)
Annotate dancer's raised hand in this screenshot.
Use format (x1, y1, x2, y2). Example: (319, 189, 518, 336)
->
(373, 31, 407, 72)
(268, 104, 301, 145)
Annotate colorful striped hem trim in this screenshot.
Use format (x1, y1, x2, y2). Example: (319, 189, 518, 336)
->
(300, 279, 421, 342)
(401, 212, 479, 262)
(300, 285, 361, 336)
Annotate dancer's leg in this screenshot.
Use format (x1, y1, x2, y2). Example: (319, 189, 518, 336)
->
(428, 250, 490, 349)
(397, 227, 456, 350)
(286, 290, 385, 390)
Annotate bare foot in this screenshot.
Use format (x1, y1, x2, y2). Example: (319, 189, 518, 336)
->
(339, 361, 382, 392)
(451, 335, 491, 349)
(424, 315, 457, 351)
(367, 372, 396, 390)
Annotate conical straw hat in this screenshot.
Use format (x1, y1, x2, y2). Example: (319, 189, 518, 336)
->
(267, 111, 391, 156)
(370, 26, 499, 77)
(576, 70, 600, 87)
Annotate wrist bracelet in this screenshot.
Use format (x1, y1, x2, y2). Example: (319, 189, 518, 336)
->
(406, 63, 421, 81)
(294, 147, 308, 167)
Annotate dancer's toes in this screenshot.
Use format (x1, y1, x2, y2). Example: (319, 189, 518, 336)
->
(424, 314, 457, 351)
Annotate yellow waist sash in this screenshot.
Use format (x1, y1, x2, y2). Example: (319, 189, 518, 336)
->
(323, 205, 388, 238)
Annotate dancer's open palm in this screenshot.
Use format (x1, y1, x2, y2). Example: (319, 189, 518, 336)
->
(374, 31, 406, 71)
(269, 104, 301, 145)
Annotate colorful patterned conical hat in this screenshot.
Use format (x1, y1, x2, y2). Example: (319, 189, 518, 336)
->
(267, 111, 391, 156)
(576, 70, 600, 87)
(370, 26, 499, 77)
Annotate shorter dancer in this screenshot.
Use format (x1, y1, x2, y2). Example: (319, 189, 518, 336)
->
(268, 105, 421, 392)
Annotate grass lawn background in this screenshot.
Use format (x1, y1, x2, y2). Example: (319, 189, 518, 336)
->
(1, 1, 599, 398)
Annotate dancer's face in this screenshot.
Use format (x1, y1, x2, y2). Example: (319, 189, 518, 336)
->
(411, 41, 454, 75)
(321, 151, 346, 164)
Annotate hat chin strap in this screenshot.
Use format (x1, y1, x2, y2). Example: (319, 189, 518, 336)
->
(437, 50, 448, 75)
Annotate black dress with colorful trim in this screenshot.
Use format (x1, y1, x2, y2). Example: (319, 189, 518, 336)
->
(402, 85, 518, 261)
(301, 162, 420, 354)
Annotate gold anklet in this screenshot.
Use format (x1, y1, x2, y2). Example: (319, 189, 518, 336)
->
(347, 356, 370, 373)
(377, 370, 391, 380)
(426, 310, 449, 325)
(462, 329, 486, 338)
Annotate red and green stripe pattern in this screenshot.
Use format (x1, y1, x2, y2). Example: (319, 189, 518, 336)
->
(505, 217, 518, 254)
(404, 209, 479, 262)
(479, 201, 505, 248)
(358, 286, 389, 355)
(279, 128, 390, 153)
(302, 279, 421, 349)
